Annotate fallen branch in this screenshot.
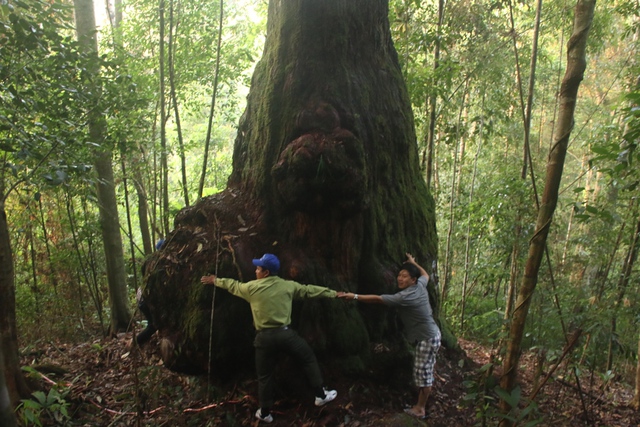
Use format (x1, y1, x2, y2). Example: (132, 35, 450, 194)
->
(89, 399, 165, 416)
(183, 395, 250, 413)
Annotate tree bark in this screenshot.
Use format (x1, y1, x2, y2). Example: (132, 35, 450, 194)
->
(144, 0, 446, 379)
(498, 0, 596, 423)
(0, 202, 31, 406)
(0, 339, 17, 427)
(74, 0, 131, 334)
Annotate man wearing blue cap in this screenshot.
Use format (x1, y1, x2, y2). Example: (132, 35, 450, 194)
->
(201, 253, 338, 423)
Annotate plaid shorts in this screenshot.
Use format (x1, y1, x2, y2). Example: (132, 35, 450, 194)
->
(413, 332, 441, 387)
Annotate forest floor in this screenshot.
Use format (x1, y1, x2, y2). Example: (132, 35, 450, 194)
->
(20, 333, 639, 427)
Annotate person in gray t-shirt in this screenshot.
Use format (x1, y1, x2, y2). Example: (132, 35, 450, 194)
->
(338, 253, 441, 419)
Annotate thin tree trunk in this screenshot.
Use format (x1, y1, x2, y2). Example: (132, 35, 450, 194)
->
(168, 0, 189, 207)
(503, 225, 521, 328)
(521, 0, 543, 179)
(91, 114, 132, 334)
(68, 192, 105, 333)
(27, 221, 41, 315)
(120, 158, 139, 289)
(607, 209, 640, 371)
(425, 0, 444, 191)
(633, 332, 640, 409)
(38, 197, 59, 291)
(498, 1, 596, 423)
(595, 219, 625, 301)
(461, 92, 485, 334)
(74, 0, 131, 333)
(198, 0, 224, 200)
(441, 88, 468, 308)
(134, 177, 153, 255)
(561, 204, 575, 264)
(159, 0, 170, 235)
(507, 0, 528, 178)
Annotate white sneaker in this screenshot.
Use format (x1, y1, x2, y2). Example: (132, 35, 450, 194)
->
(255, 408, 273, 423)
(314, 388, 337, 406)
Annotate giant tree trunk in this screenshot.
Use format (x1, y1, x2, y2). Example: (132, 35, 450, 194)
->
(498, 0, 596, 423)
(144, 0, 442, 380)
(74, 0, 131, 334)
(0, 201, 30, 406)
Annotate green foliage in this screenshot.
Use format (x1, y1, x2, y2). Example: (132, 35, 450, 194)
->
(16, 385, 71, 427)
(2, 1, 639, 419)
(0, 0, 93, 193)
(463, 367, 544, 427)
(388, 0, 640, 392)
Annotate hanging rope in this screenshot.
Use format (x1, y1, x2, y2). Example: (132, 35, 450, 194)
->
(207, 214, 221, 401)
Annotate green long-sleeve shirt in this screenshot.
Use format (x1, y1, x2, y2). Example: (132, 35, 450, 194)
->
(215, 276, 337, 331)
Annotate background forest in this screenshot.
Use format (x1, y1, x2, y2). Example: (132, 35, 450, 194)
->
(1, 0, 639, 425)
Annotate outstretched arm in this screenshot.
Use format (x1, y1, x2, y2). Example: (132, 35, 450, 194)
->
(406, 253, 429, 281)
(337, 292, 384, 304)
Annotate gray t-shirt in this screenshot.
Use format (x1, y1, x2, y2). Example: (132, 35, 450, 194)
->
(380, 276, 440, 344)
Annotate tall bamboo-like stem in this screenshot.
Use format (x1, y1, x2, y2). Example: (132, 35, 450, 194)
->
(506, 0, 527, 178)
(66, 191, 103, 333)
(59, 191, 86, 321)
(27, 217, 41, 317)
(502, 0, 543, 343)
(37, 197, 59, 292)
(633, 332, 640, 409)
(503, 226, 521, 332)
(198, 0, 224, 199)
(159, 0, 170, 235)
(522, 0, 543, 179)
(461, 91, 484, 334)
(425, 0, 444, 191)
(607, 206, 640, 371)
(168, 0, 189, 207)
(151, 103, 161, 242)
(498, 1, 596, 423)
(120, 157, 138, 288)
(133, 175, 153, 255)
(441, 86, 468, 308)
(594, 219, 625, 301)
(561, 205, 575, 264)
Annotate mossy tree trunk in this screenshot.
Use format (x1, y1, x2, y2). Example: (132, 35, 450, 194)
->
(144, 0, 446, 380)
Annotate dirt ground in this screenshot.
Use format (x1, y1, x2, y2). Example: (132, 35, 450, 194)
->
(19, 334, 640, 426)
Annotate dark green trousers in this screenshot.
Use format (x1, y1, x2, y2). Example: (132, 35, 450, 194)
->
(254, 327, 323, 408)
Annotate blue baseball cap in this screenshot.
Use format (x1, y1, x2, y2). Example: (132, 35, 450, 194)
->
(252, 253, 280, 274)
